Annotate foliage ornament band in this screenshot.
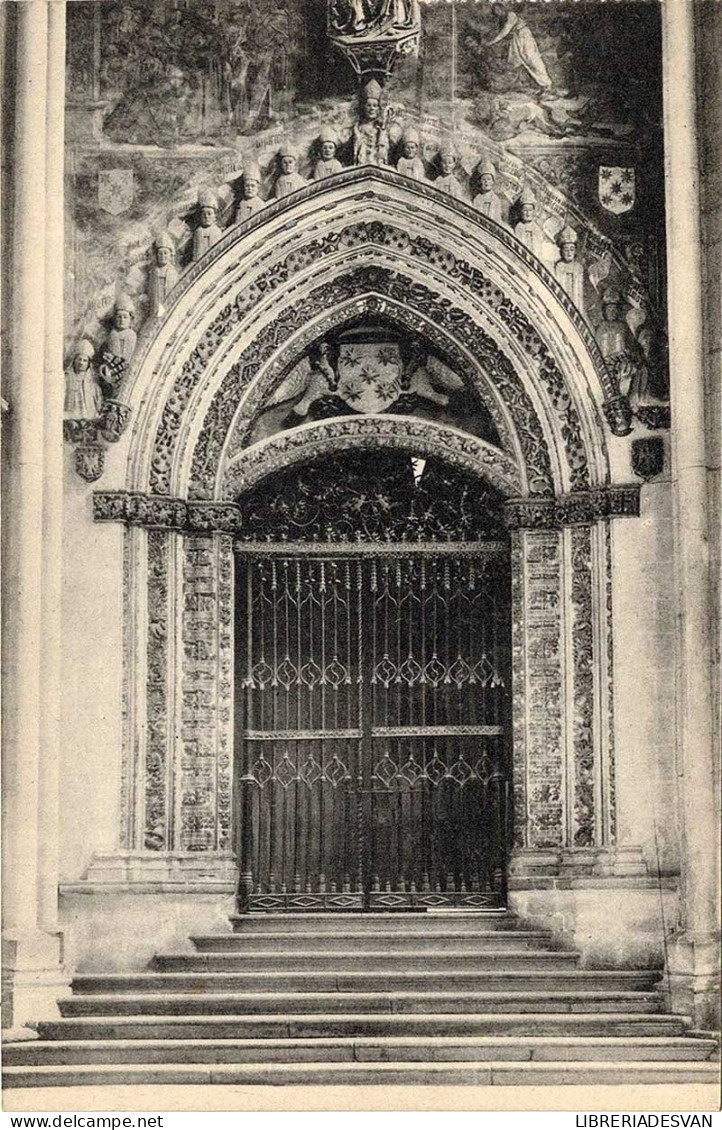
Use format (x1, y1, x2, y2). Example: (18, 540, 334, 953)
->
(94, 484, 640, 533)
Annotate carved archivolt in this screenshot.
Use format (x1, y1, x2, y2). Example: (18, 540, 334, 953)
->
(222, 417, 523, 500)
(123, 188, 619, 503)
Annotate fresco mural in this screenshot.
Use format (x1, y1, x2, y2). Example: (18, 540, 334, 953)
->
(64, 0, 669, 462)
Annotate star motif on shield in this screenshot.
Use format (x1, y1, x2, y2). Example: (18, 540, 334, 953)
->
(599, 166, 635, 215)
(336, 342, 403, 414)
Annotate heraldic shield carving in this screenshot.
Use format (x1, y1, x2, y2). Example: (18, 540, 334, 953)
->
(336, 341, 403, 413)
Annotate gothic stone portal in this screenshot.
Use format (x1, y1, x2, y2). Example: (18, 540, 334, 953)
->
(234, 452, 512, 911)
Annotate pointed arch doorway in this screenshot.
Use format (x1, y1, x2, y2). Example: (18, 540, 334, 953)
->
(234, 450, 512, 912)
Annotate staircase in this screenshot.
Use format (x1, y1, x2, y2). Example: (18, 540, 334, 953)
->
(4, 911, 718, 1089)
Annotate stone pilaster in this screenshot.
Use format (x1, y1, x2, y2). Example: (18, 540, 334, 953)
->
(661, 0, 720, 1028)
(1, 0, 67, 1032)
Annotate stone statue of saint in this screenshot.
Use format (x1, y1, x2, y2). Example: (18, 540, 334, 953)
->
(554, 224, 585, 312)
(597, 288, 646, 400)
(148, 233, 179, 318)
(353, 79, 390, 168)
(192, 188, 223, 261)
(274, 145, 307, 199)
(234, 162, 266, 223)
(107, 296, 137, 362)
(64, 339, 103, 421)
(313, 127, 344, 180)
(472, 158, 503, 223)
(514, 184, 544, 258)
(396, 129, 425, 181)
(434, 148, 463, 200)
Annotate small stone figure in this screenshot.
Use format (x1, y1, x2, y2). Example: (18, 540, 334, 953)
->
(434, 147, 463, 200)
(192, 188, 223, 261)
(514, 184, 544, 258)
(313, 128, 344, 180)
(396, 129, 425, 181)
(597, 288, 646, 400)
(554, 224, 584, 312)
(64, 339, 103, 421)
(148, 233, 178, 318)
(274, 145, 307, 199)
(234, 162, 265, 223)
(472, 158, 503, 224)
(353, 79, 390, 168)
(107, 295, 137, 362)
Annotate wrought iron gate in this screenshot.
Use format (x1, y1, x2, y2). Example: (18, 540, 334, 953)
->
(236, 547, 511, 911)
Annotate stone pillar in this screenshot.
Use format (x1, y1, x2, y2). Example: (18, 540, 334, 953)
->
(662, 0, 720, 1027)
(38, 0, 67, 939)
(1, 0, 66, 1032)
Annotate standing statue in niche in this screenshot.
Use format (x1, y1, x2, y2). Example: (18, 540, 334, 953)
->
(274, 144, 307, 199)
(435, 147, 463, 200)
(64, 339, 103, 421)
(472, 158, 503, 223)
(313, 127, 344, 179)
(396, 128, 425, 181)
(192, 189, 223, 261)
(554, 224, 585, 313)
(514, 185, 544, 258)
(353, 79, 390, 167)
(148, 233, 178, 319)
(234, 161, 265, 223)
(484, 8, 554, 97)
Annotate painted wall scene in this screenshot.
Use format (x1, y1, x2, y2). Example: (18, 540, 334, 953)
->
(64, 0, 669, 474)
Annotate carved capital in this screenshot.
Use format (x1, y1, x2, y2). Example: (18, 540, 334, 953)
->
(99, 399, 132, 444)
(93, 490, 243, 535)
(634, 404, 671, 431)
(504, 486, 640, 529)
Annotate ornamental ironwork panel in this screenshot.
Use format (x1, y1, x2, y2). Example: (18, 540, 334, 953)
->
(235, 451, 507, 545)
(236, 546, 511, 912)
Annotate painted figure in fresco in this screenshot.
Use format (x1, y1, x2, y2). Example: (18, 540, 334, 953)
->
(234, 161, 266, 223)
(554, 224, 585, 313)
(107, 296, 137, 362)
(148, 233, 178, 319)
(192, 189, 223, 261)
(396, 129, 426, 181)
(597, 288, 647, 400)
(472, 158, 503, 224)
(330, 0, 419, 39)
(274, 145, 307, 199)
(64, 339, 103, 421)
(313, 127, 344, 180)
(353, 79, 390, 167)
(485, 8, 553, 95)
(514, 184, 544, 258)
(434, 147, 463, 200)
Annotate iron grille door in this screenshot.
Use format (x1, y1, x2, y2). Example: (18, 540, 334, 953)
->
(236, 550, 510, 912)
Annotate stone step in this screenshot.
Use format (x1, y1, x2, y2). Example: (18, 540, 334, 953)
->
(6, 1034, 716, 1068)
(5, 1059, 719, 1089)
(73, 971, 659, 995)
(173, 950, 581, 972)
(193, 930, 555, 953)
(57, 990, 664, 1018)
(229, 912, 517, 935)
(35, 1012, 690, 1042)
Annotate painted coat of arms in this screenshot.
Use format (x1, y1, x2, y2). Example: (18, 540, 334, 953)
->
(98, 169, 134, 216)
(598, 167, 635, 215)
(336, 342, 403, 414)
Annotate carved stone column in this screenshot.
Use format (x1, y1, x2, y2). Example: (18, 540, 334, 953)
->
(1, 0, 66, 1032)
(661, 0, 720, 1027)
